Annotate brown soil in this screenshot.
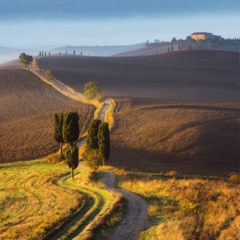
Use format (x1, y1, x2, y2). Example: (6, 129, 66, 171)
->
(38, 50, 239, 177)
(0, 69, 94, 162)
(38, 50, 239, 104)
(110, 97, 239, 177)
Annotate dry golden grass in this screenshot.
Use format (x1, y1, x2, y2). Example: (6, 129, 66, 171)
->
(118, 172, 240, 240)
(0, 160, 83, 240)
(110, 97, 239, 177)
(0, 160, 125, 239)
(0, 69, 94, 162)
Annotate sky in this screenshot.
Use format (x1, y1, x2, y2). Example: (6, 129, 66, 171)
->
(0, 0, 239, 49)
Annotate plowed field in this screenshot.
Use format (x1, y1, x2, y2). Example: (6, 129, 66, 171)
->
(38, 50, 239, 176)
(0, 69, 94, 162)
(111, 97, 239, 177)
(38, 50, 239, 103)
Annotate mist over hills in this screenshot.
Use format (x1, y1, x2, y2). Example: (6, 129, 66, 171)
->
(0, 44, 145, 64)
(50, 44, 145, 57)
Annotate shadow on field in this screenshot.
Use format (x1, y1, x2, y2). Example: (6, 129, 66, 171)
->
(141, 105, 240, 113)
(110, 118, 240, 178)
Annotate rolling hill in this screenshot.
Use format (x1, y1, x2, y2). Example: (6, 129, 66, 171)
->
(38, 50, 239, 104)
(0, 69, 94, 162)
(37, 50, 240, 176)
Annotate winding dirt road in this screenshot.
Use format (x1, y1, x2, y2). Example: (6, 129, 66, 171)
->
(31, 62, 149, 239)
(102, 171, 149, 240)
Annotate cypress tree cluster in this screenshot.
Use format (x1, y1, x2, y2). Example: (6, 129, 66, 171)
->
(53, 112, 80, 178)
(85, 118, 110, 169)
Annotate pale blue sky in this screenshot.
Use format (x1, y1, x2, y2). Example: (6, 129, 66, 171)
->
(0, 0, 239, 49)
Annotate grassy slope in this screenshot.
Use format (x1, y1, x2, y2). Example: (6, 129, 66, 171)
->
(0, 69, 95, 162)
(0, 160, 83, 239)
(118, 172, 240, 240)
(0, 160, 121, 240)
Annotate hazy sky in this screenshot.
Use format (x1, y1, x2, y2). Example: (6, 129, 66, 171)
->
(0, 0, 239, 49)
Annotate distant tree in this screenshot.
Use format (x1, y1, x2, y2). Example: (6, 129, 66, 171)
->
(63, 112, 80, 146)
(53, 113, 64, 159)
(64, 144, 79, 179)
(171, 37, 177, 44)
(83, 81, 102, 100)
(18, 53, 33, 67)
(98, 122, 110, 165)
(86, 118, 102, 153)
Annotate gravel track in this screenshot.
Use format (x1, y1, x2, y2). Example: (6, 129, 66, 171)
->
(102, 171, 149, 240)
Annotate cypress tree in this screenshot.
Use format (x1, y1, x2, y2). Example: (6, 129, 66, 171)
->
(86, 118, 102, 152)
(65, 144, 79, 179)
(53, 113, 64, 159)
(98, 122, 110, 165)
(63, 112, 80, 146)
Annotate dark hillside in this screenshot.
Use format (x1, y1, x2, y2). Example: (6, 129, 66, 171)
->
(38, 50, 239, 103)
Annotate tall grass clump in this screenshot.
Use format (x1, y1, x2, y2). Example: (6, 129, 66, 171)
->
(118, 173, 240, 240)
(106, 98, 116, 129)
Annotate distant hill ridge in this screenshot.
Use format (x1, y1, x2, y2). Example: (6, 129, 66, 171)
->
(50, 44, 145, 56)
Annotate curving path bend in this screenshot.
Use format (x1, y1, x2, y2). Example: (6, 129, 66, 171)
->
(102, 171, 149, 240)
(31, 62, 149, 240)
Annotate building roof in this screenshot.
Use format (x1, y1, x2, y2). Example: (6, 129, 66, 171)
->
(191, 32, 212, 35)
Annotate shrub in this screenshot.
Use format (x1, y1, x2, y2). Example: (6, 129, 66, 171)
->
(44, 68, 53, 81)
(229, 172, 240, 184)
(83, 81, 102, 100)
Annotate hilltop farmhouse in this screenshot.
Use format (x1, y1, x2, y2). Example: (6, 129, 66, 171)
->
(191, 32, 213, 41)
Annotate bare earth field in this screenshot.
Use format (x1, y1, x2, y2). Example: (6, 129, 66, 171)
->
(38, 50, 239, 177)
(38, 50, 239, 103)
(111, 97, 239, 177)
(0, 69, 94, 162)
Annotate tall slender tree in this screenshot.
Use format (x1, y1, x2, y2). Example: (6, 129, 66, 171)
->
(53, 113, 64, 159)
(65, 144, 79, 179)
(63, 112, 80, 146)
(62, 112, 80, 179)
(86, 118, 102, 152)
(98, 122, 110, 165)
